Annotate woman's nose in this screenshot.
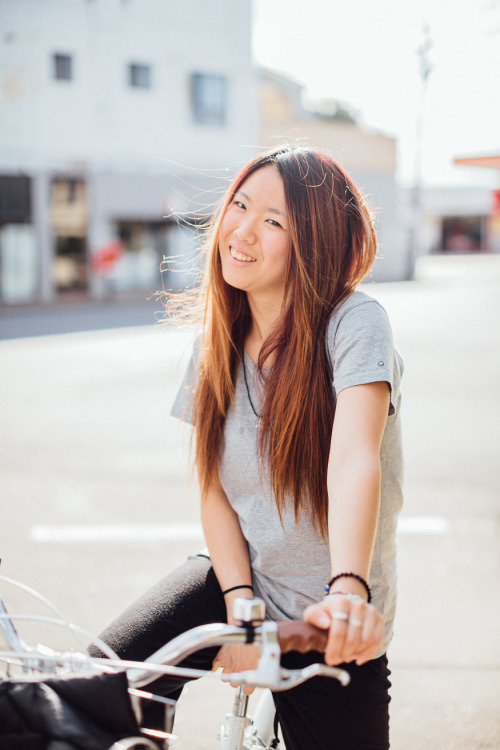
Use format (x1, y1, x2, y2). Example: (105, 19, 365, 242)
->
(234, 216, 256, 243)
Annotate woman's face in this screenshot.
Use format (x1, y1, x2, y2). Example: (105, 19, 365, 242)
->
(218, 164, 291, 305)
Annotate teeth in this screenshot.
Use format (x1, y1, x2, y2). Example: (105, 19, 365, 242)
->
(231, 247, 255, 262)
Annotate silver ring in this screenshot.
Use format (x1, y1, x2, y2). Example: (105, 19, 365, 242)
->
(332, 612, 349, 621)
(349, 618, 363, 627)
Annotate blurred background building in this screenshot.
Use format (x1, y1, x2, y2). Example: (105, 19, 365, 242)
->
(2, 0, 499, 307)
(0, 0, 257, 304)
(400, 154, 500, 259)
(406, 183, 500, 256)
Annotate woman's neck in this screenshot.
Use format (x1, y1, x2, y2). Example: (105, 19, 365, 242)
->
(245, 293, 283, 362)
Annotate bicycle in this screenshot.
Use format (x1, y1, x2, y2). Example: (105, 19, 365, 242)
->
(0, 574, 350, 749)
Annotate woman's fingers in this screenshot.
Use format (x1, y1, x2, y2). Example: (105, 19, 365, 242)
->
(212, 643, 230, 672)
(324, 610, 348, 664)
(356, 612, 384, 665)
(303, 601, 331, 629)
(305, 596, 383, 666)
(212, 643, 259, 694)
(340, 601, 366, 663)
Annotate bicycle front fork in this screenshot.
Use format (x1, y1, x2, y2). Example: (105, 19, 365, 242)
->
(218, 687, 278, 750)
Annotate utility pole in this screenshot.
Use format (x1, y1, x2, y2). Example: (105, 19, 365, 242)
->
(408, 23, 433, 279)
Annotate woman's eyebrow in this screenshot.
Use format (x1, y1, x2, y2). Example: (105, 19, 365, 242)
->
(236, 190, 287, 218)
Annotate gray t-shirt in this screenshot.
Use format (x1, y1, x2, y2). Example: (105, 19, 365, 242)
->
(171, 290, 404, 657)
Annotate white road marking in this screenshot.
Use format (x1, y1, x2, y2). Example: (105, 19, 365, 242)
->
(397, 516, 451, 534)
(30, 523, 204, 543)
(30, 516, 457, 543)
(32, 516, 494, 543)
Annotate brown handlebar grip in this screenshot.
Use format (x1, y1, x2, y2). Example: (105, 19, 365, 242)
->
(277, 621, 328, 654)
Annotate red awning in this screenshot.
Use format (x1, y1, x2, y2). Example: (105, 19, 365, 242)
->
(454, 155, 500, 169)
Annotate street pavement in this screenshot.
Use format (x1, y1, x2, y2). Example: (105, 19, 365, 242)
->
(1, 254, 499, 749)
(0, 293, 161, 340)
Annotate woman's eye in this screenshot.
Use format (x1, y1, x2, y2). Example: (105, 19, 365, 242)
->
(267, 219, 282, 228)
(234, 200, 246, 210)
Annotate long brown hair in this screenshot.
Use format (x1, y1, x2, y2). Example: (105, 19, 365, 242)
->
(192, 146, 377, 534)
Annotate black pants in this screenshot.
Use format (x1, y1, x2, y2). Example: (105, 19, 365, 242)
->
(90, 555, 391, 750)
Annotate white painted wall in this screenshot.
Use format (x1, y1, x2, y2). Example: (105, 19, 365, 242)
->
(351, 171, 407, 283)
(0, 0, 257, 173)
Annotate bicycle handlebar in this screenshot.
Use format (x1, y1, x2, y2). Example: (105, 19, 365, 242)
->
(128, 619, 348, 691)
(276, 621, 328, 654)
(0, 586, 349, 692)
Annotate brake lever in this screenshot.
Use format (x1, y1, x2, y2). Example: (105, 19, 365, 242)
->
(221, 663, 350, 691)
(273, 664, 350, 690)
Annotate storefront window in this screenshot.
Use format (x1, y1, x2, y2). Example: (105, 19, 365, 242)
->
(441, 216, 483, 253)
(0, 225, 38, 303)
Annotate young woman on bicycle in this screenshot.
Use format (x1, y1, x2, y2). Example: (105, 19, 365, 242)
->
(94, 145, 403, 750)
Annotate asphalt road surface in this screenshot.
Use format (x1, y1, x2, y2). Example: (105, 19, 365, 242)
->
(1, 254, 499, 749)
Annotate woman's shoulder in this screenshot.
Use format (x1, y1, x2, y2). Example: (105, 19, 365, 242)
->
(325, 288, 398, 367)
(328, 289, 389, 331)
(326, 289, 403, 408)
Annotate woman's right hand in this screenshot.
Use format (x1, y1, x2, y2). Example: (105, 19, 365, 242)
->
(212, 589, 259, 695)
(212, 642, 260, 695)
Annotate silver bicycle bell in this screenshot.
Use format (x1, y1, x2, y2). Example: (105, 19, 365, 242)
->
(232, 597, 266, 627)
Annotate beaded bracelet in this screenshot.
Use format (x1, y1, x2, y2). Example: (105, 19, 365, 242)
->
(222, 584, 254, 596)
(324, 572, 372, 603)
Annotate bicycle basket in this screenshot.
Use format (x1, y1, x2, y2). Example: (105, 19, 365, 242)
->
(0, 670, 157, 750)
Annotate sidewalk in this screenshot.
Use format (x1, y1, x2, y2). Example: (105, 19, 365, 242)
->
(375, 254, 500, 749)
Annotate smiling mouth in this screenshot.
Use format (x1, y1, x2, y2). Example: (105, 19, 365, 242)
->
(230, 245, 256, 263)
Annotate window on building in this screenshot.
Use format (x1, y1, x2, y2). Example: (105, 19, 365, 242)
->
(53, 54, 72, 81)
(129, 63, 151, 89)
(191, 73, 227, 125)
(0, 176, 31, 223)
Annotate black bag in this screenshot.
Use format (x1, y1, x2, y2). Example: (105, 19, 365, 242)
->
(0, 670, 149, 750)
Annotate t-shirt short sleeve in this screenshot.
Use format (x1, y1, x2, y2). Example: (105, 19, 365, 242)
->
(170, 336, 202, 424)
(326, 296, 402, 416)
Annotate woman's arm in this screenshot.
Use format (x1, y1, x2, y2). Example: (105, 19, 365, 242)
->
(201, 472, 260, 693)
(200, 471, 254, 624)
(305, 380, 390, 666)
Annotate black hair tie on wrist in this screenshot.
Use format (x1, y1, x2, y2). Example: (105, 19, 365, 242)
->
(325, 572, 372, 603)
(222, 584, 254, 596)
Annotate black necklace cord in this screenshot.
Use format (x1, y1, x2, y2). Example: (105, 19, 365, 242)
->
(241, 352, 261, 419)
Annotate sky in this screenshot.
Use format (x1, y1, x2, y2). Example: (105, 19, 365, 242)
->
(252, 0, 500, 189)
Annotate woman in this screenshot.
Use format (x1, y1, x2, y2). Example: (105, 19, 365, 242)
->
(95, 146, 403, 749)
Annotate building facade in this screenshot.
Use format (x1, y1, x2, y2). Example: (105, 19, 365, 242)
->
(0, 0, 257, 303)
